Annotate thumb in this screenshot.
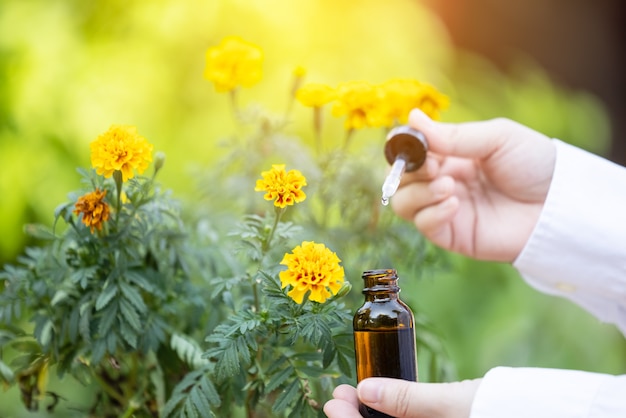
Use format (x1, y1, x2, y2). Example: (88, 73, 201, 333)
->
(357, 377, 481, 418)
(408, 108, 517, 161)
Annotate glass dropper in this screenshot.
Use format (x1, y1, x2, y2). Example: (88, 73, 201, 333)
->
(381, 126, 428, 205)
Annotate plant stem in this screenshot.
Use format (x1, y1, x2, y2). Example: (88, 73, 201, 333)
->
(113, 170, 123, 223)
(263, 207, 284, 253)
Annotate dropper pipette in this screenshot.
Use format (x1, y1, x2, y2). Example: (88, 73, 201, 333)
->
(381, 158, 406, 206)
(381, 126, 428, 205)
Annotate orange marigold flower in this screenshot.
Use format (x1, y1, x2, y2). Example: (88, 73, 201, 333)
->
(203, 36, 263, 92)
(254, 164, 307, 208)
(90, 125, 153, 182)
(74, 188, 110, 233)
(296, 83, 336, 108)
(331, 80, 385, 130)
(279, 241, 345, 304)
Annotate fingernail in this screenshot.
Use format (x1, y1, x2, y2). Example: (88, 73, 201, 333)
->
(357, 379, 382, 404)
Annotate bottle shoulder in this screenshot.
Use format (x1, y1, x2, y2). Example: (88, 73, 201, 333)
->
(354, 299, 415, 330)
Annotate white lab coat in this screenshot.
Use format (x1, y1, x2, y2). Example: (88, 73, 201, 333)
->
(470, 140, 626, 417)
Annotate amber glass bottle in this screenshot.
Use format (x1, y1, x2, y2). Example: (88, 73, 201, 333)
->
(353, 269, 418, 418)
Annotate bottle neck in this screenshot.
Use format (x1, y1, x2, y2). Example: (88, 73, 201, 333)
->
(362, 269, 400, 302)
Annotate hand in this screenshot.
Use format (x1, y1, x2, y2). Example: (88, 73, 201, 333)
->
(391, 109, 556, 262)
(323, 377, 481, 418)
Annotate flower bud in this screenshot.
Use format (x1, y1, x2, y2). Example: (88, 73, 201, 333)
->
(153, 151, 166, 175)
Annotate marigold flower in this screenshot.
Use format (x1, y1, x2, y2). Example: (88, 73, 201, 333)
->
(378, 78, 424, 126)
(296, 83, 336, 108)
(90, 125, 153, 182)
(74, 188, 110, 233)
(415, 82, 450, 120)
(279, 241, 345, 304)
(254, 164, 307, 208)
(331, 81, 385, 130)
(203, 36, 263, 92)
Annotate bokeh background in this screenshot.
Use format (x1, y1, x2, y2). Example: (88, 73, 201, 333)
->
(1, 0, 624, 415)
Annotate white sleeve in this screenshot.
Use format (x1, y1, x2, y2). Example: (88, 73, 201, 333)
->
(470, 140, 626, 418)
(513, 139, 626, 337)
(471, 367, 626, 418)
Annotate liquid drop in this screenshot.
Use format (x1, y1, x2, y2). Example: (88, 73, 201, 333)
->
(381, 197, 389, 206)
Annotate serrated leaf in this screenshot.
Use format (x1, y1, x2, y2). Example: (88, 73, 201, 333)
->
(97, 302, 118, 336)
(198, 375, 220, 406)
(265, 365, 295, 393)
(272, 378, 300, 414)
(119, 298, 142, 332)
(125, 270, 155, 293)
(161, 391, 187, 418)
(119, 280, 147, 314)
(95, 282, 118, 311)
(119, 319, 138, 348)
(190, 381, 212, 415)
(170, 333, 209, 369)
(51, 290, 69, 306)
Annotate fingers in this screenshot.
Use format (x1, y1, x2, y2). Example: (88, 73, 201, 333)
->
(323, 385, 361, 418)
(392, 175, 456, 222)
(356, 378, 481, 418)
(323, 399, 364, 418)
(332, 384, 359, 405)
(408, 109, 514, 160)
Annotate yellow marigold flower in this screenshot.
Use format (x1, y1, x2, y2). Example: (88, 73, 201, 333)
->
(379, 78, 424, 126)
(74, 188, 110, 233)
(90, 125, 153, 182)
(331, 80, 385, 130)
(203, 36, 263, 92)
(279, 241, 345, 304)
(415, 82, 450, 120)
(296, 83, 336, 108)
(292, 65, 307, 78)
(254, 164, 307, 208)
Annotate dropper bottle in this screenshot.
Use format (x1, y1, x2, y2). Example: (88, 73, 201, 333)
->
(381, 126, 428, 205)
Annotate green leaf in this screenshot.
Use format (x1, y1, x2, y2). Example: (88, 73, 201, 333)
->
(70, 266, 99, 288)
(95, 282, 118, 311)
(119, 299, 142, 332)
(265, 365, 295, 393)
(170, 333, 209, 369)
(119, 319, 138, 349)
(272, 378, 300, 415)
(162, 369, 218, 418)
(189, 380, 212, 415)
(119, 280, 147, 314)
(23, 223, 56, 240)
(0, 359, 14, 385)
(37, 319, 53, 348)
(51, 290, 69, 306)
(97, 302, 118, 336)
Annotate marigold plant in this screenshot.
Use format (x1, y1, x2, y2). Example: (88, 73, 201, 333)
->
(1, 34, 452, 418)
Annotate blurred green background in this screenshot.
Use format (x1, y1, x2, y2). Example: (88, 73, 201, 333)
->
(1, 0, 624, 415)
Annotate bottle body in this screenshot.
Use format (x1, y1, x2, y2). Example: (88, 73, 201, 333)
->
(353, 269, 417, 418)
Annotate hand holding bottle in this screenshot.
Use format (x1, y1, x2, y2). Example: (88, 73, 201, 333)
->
(391, 109, 556, 262)
(324, 378, 481, 418)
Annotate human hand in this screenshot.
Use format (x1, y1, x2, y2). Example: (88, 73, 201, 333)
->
(391, 109, 556, 262)
(323, 377, 481, 418)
